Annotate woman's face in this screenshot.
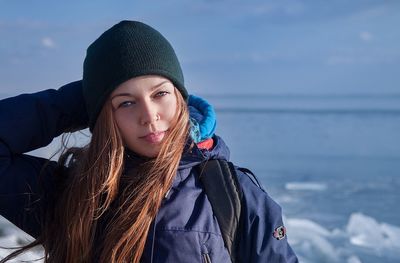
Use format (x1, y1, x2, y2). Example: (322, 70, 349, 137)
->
(110, 75, 178, 158)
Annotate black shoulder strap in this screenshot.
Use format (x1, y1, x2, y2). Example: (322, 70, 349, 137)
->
(198, 159, 242, 263)
(237, 167, 264, 190)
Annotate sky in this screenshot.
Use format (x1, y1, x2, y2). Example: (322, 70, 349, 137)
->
(0, 0, 399, 97)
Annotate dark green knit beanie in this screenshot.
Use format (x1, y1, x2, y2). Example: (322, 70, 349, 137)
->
(82, 20, 187, 131)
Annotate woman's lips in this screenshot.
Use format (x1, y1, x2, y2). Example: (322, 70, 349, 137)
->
(141, 131, 166, 144)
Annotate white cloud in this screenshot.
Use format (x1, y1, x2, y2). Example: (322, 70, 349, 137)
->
(359, 31, 373, 42)
(41, 37, 55, 48)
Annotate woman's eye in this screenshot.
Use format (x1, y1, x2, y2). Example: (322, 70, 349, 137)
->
(155, 91, 169, 98)
(118, 101, 134, 108)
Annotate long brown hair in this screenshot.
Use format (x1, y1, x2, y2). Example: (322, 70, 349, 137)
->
(1, 88, 189, 263)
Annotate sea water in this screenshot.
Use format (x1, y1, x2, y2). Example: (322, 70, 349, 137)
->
(212, 94, 400, 263)
(1, 94, 400, 262)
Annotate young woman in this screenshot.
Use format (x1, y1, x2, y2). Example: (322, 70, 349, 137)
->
(0, 21, 298, 262)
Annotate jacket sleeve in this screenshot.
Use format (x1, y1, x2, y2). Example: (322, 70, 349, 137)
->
(0, 80, 88, 238)
(237, 169, 299, 263)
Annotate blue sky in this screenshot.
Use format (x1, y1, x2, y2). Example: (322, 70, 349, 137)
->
(1, 0, 399, 97)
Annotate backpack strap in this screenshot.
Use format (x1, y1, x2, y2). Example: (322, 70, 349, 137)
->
(237, 167, 264, 190)
(198, 159, 242, 263)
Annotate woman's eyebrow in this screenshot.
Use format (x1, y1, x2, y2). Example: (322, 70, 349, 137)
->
(111, 93, 132, 100)
(150, 80, 170, 91)
(111, 80, 171, 100)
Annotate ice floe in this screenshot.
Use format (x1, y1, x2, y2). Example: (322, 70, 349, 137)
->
(285, 213, 400, 263)
(285, 182, 327, 191)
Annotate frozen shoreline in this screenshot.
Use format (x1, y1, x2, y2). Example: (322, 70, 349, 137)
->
(2, 212, 400, 263)
(0, 216, 43, 262)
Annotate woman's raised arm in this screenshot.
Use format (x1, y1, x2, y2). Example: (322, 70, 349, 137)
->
(0, 80, 87, 154)
(0, 80, 87, 238)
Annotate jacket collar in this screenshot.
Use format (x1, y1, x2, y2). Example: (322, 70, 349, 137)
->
(178, 135, 230, 169)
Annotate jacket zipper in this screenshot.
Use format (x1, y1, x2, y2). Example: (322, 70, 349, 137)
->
(202, 253, 212, 263)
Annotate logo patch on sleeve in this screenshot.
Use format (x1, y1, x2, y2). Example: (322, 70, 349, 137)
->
(273, 226, 286, 240)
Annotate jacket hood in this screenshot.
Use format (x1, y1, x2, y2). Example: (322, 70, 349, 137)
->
(178, 135, 230, 170)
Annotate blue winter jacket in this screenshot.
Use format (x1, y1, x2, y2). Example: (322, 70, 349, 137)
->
(0, 81, 298, 262)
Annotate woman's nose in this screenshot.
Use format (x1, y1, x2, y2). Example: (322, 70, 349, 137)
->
(139, 102, 160, 125)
